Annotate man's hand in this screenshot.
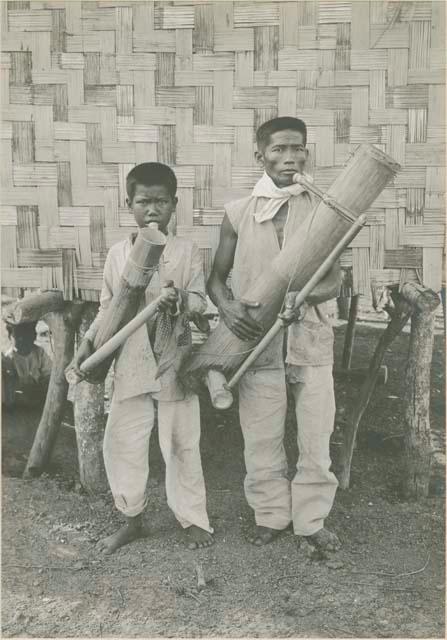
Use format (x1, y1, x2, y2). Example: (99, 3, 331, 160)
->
(72, 338, 94, 380)
(278, 292, 306, 326)
(220, 299, 263, 341)
(157, 282, 179, 313)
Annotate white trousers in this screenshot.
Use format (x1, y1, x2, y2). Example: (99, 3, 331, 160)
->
(103, 393, 212, 533)
(238, 365, 337, 536)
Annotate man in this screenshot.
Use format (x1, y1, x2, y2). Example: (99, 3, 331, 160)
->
(207, 117, 341, 556)
(2, 321, 52, 409)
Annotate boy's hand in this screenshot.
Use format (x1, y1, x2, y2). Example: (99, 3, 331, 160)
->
(72, 338, 94, 380)
(157, 281, 179, 313)
(220, 299, 263, 341)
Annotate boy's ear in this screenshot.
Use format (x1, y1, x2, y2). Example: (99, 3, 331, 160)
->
(255, 150, 265, 168)
(173, 196, 178, 207)
(125, 197, 131, 209)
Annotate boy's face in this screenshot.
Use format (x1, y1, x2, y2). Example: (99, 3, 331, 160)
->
(127, 184, 177, 234)
(255, 129, 308, 188)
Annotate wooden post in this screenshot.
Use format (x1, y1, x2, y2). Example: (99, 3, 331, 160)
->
(337, 293, 412, 489)
(23, 302, 84, 478)
(337, 282, 440, 491)
(336, 269, 352, 321)
(73, 304, 108, 494)
(333, 365, 388, 386)
(401, 285, 440, 500)
(3, 290, 65, 324)
(341, 294, 359, 370)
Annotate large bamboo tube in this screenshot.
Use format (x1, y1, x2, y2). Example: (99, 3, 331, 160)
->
(66, 285, 174, 385)
(182, 144, 400, 382)
(85, 225, 166, 382)
(227, 214, 367, 390)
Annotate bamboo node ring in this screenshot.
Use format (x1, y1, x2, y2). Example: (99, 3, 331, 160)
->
(126, 259, 160, 274)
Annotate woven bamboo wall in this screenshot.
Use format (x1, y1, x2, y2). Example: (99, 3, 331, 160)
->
(1, 1, 445, 302)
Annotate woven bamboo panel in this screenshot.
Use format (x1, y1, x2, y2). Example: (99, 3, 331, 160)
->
(1, 0, 445, 302)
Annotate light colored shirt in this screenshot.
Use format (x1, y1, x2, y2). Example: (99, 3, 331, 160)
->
(85, 233, 206, 402)
(226, 193, 334, 368)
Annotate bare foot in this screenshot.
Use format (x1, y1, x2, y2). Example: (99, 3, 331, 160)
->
(247, 525, 284, 546)
(184, 525, 214, 550)
(96, 520, 149, 555)
(305, 528, 341, 557)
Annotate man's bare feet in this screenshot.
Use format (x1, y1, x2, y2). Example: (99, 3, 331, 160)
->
(184, 525, 214, 550)
(247, 525, 284, 546)
(304, 527, 341, 558)
(96, 516, 149, 555)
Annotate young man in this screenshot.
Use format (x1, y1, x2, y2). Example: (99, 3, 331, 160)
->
(73, 162, 213, 554)
(207, 117, 341, 556)
(2, 321, 52, 409)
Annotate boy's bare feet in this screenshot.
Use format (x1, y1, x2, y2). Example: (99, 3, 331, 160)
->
(184, 525, 214, 550)
(305, 528, 341, 557)
(96, 516, 149, 555)
(247, 525, 284, 546)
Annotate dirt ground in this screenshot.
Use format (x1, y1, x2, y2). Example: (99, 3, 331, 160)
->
(2, 322, 445, 638)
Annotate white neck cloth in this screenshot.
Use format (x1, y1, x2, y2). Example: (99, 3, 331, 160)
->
(252, 171, 313, 223)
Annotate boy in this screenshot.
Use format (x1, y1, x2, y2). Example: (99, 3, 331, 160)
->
(207, 117, 341, 557)
(2, 321, 52, 409)
(73, 163, 213, 554)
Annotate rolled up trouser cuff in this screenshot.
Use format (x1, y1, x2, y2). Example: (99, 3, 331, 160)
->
(176, 514, 214, 534)
(113, 494, 147, 518)
(255, 517, 291, 531)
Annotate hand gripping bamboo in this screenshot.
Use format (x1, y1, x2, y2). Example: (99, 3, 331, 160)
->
(66, 223, 166, 384)
(69, 281, 175, 383)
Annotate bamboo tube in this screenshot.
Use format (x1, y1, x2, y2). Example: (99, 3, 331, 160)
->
(66, 283, 174, 385)
(227, 214, 367, 390)
(182, 144, 400, 385)
(204, 370, 234, 410)
(84, 224, 166, 382)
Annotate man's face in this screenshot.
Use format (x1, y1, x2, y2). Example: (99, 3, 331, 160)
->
(127, 184, 177, 234)
(255, 129, 308, 187)
(12, 326, 36, 356)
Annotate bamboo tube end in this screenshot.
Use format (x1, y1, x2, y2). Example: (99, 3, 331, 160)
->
(205, 370, 234, 410)
(139, 225, 167, 246)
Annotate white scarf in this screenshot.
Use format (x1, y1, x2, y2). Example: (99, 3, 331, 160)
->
(252, 171, 313, 223)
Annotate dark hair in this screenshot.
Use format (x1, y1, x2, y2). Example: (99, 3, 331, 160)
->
(256, 117, 307, 150)
(126, 162, 177, 201)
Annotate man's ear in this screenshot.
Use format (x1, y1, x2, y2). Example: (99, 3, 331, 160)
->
(125, 197, 131, 209)
(173, 196, 178, 207)
(255, 150, 265, 168)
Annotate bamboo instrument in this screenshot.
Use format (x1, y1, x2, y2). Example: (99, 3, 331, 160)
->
(181, 144, 400, 394)
(66, 282, 174, 385)
(227, 214, 367, 389)
(68, 223, 166, 383)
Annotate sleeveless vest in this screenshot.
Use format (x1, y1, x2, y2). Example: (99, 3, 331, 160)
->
(225, 192, 334, 369)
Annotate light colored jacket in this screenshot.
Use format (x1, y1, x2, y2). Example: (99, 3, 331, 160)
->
(85, 233, 206, 401)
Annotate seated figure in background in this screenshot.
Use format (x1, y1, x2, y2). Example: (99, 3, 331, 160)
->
(2, 321, 52, 409)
